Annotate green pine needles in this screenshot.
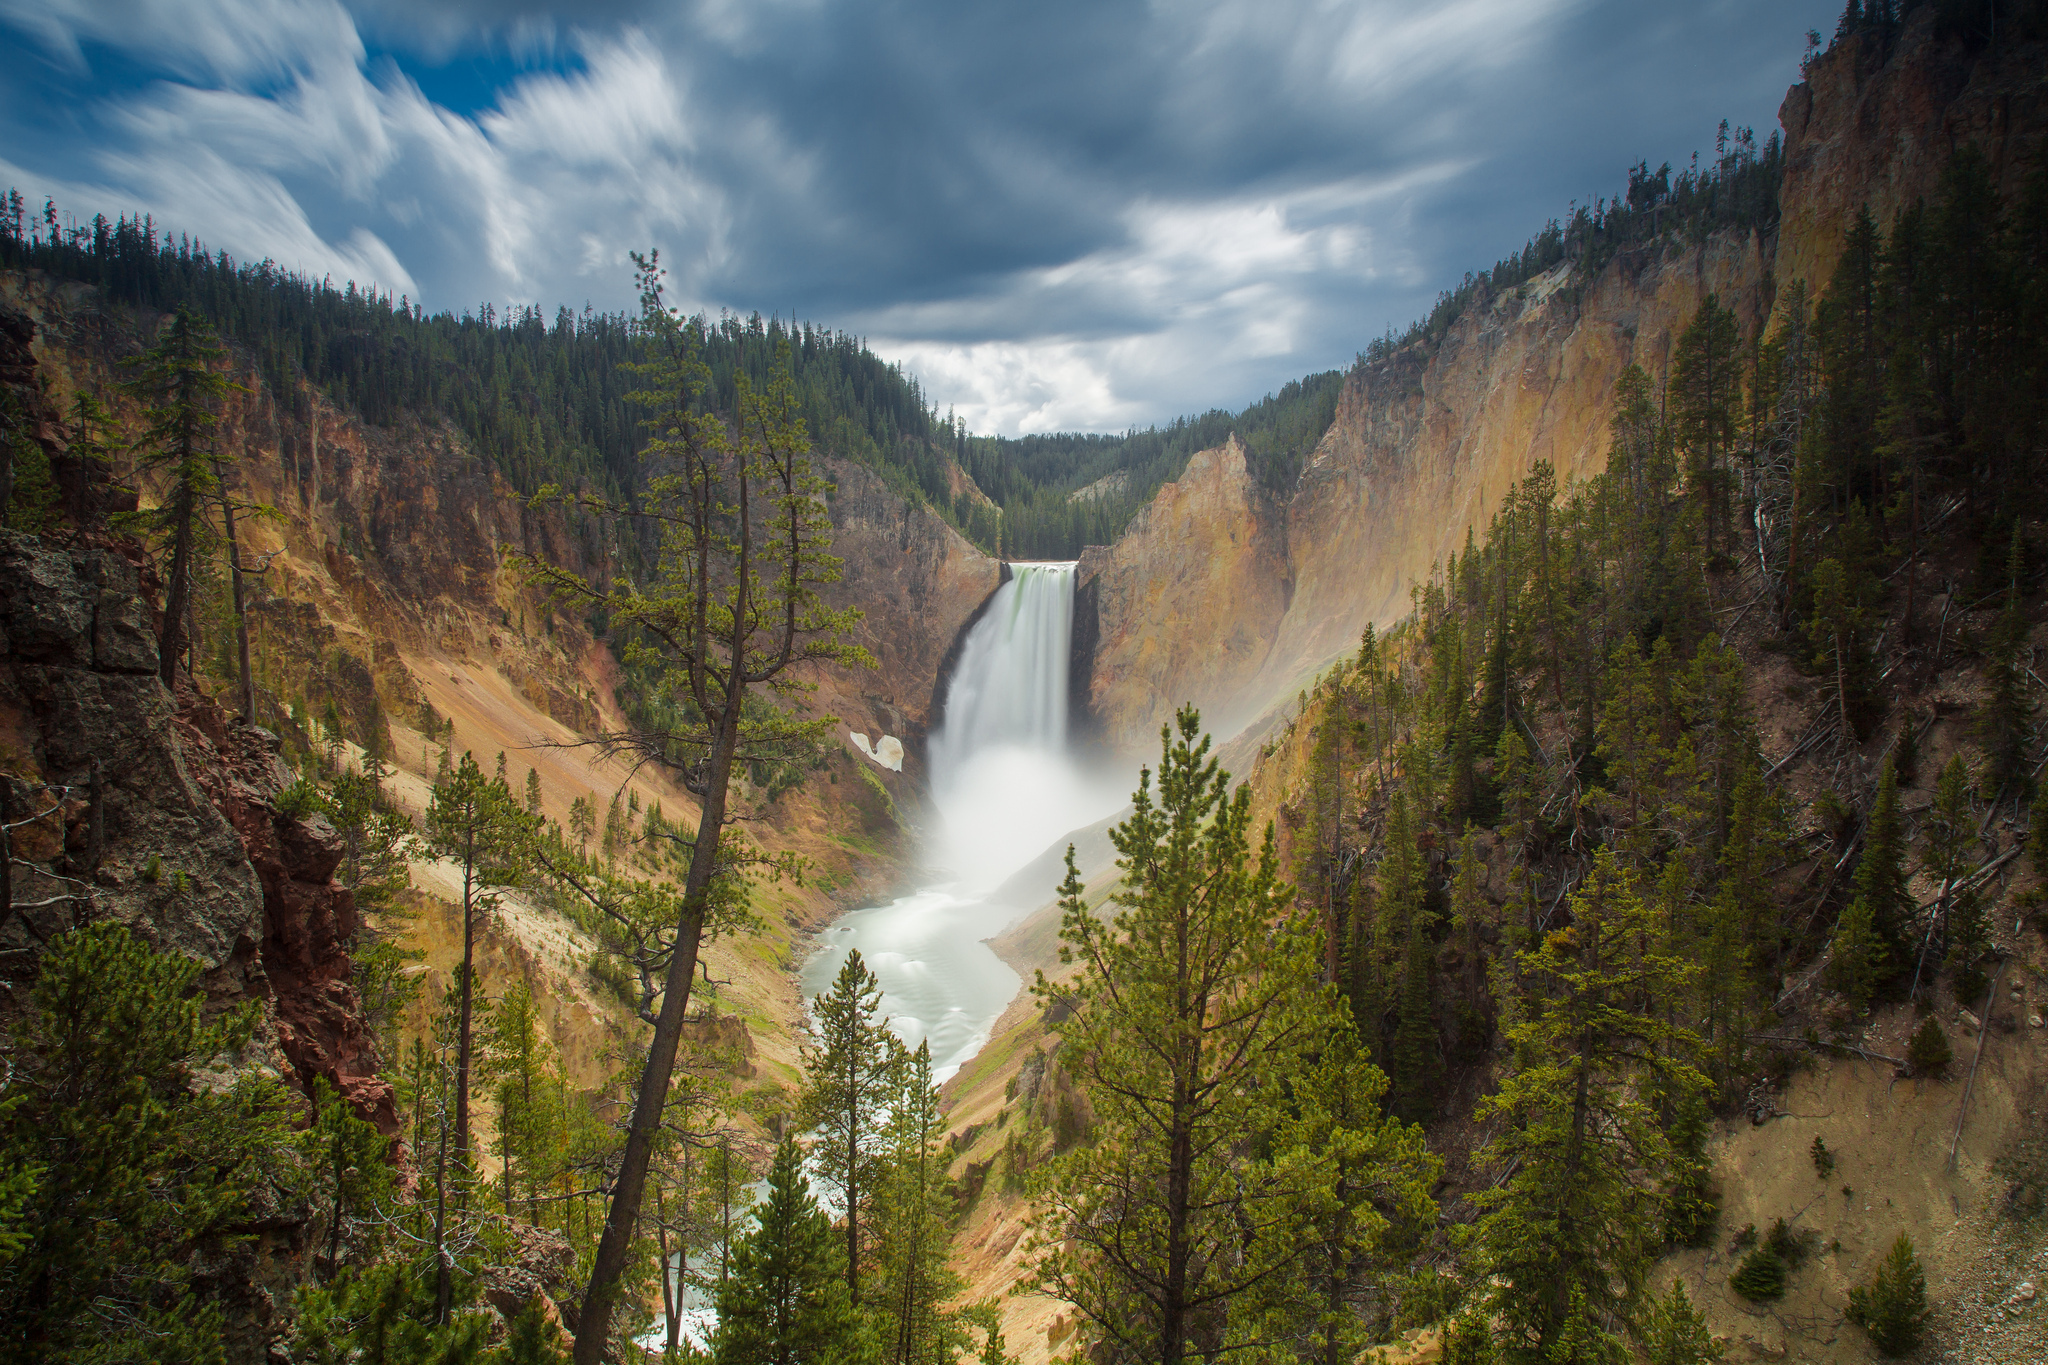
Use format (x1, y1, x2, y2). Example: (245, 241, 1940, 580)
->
(1847, 1233, 1932, 1356)
(712, 1139, 873, 1364)
(1027, 708, 1436, 1365)
(0, 922, 300, 1364)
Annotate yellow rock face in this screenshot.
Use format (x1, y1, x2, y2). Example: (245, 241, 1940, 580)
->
(1077, 16, 2048, 758)
(1077, 232, 1768, 755)
(1074, 435, 1290, 753)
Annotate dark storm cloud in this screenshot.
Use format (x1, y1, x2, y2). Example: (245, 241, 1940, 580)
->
(0, 0, 1840, 433)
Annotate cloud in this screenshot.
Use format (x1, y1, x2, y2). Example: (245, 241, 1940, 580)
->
(0, 0, 1843, 434)
(2, 0, 360, 85)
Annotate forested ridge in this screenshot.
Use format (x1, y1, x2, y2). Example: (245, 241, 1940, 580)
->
(1220, 133, 2048, 1361)
(4, 76, 1797, 567)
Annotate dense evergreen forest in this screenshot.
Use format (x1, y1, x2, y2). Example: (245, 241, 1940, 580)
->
(0, 200, 959, 525)
(1244, 133, 2048, 1363)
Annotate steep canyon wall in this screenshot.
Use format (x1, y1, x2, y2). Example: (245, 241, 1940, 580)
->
(1076, 12, 2048, 759)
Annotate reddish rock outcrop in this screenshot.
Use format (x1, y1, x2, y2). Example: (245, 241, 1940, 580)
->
(175, 695, 398, 1136)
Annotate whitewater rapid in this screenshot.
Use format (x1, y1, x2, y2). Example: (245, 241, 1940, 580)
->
(799, 563, 1122, 1081)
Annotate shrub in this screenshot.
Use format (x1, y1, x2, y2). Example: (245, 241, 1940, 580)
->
(1729, 1243, 1786, 1301)
(1810, 1135, 1835, 1178)
(1730, 1219, 1811, 1302)
(1644, 1278, 1724, 1365)
(275, 777, 326, 819)
(1847, 1233, 1932, 1356)
(1908, 1015, 1953, 1077)
(1442, 1309, 1495, 1365)
(0, 923, 298, 1357)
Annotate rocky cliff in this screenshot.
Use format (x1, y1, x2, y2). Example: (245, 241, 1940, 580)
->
(816, 458, 1003, 756)
(0, 531, 394, 1134)
(1076, 10, 2048, 759)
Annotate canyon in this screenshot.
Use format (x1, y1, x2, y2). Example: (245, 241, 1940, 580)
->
(2, 8, 2047, 1363)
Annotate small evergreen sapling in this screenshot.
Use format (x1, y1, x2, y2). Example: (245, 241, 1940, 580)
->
(1730, 1219, 1809, 1302)
(1643, 1279, 1724, 1364)
(1847, 1233, 1931, 1356)
(1907, 1016, 1952, 1077)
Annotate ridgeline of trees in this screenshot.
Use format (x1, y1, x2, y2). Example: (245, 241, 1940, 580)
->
(3, 88, 1822, 568)
(0, 195, 966, 528)
(1247, 139, 2047, 1363)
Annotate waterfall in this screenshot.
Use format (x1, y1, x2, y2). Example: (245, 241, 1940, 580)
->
(924, 563, 1106, 893)
(929, 561, 1075, 779)
(800, 560, 1121, 1086)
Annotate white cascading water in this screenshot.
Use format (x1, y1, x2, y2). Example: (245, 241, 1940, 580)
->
(799, 562, 1122, 1081)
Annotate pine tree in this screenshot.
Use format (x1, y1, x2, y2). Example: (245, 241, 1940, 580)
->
(1026, 708, 1338, 1365)
(712, 1139, 873, 1365)
(1808, 557, 1874, 746)
(1296, 687, 1351, 986)
(1391, 908, 1439, 1123)
(1263, 1027, 1438, 1365)
(1851, 753, 1913, 963)
(1495, 726, 1542, 939)
(569, 795, 595, 856)
(1672, 294, 1742, 563)
(1979, 526, 2033, 795)
(421, 751, 527, 1318)
(0, 388, 57, 532)
(1828, 890, 1887, 1014)
(504, 1300, 570, 1364)
(872, 1041, 966, 1365)
(1907, 1016, 1952, 1076)
(1921, 753, 1987, 1000)
(485, 982, 567, 1225)
(121, 309, 244, 687)
(1642, 1279, 1723, 1364)
(800, 950, 898, 1307)
(1471, 851, 1709, 1361)
(1449, 825, 1495, 1054)
(325, 766, 419, 1033)
(1376, 790, 1429, 1109)
(542, 277, 875, 1354)
(308, 1077, 396, 1273)
(0, 922, 298, 1362)
(1662, 1089, 1718, 1249)
(1846, 1233, 1931, 1356)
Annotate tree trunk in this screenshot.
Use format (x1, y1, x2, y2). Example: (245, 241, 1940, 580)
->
(222, 493, 254, 723)
(454, 826, 476, 1195)
(159, 486, 194, 688)
(433, 1063, 453, 1323)
(847, 1106, 863, 1306)
(572, 703, 739, 1365)
(656, 1184, 679, 1357)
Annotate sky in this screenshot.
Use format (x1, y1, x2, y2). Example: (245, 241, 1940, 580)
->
(0, 0, 1841, 436)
